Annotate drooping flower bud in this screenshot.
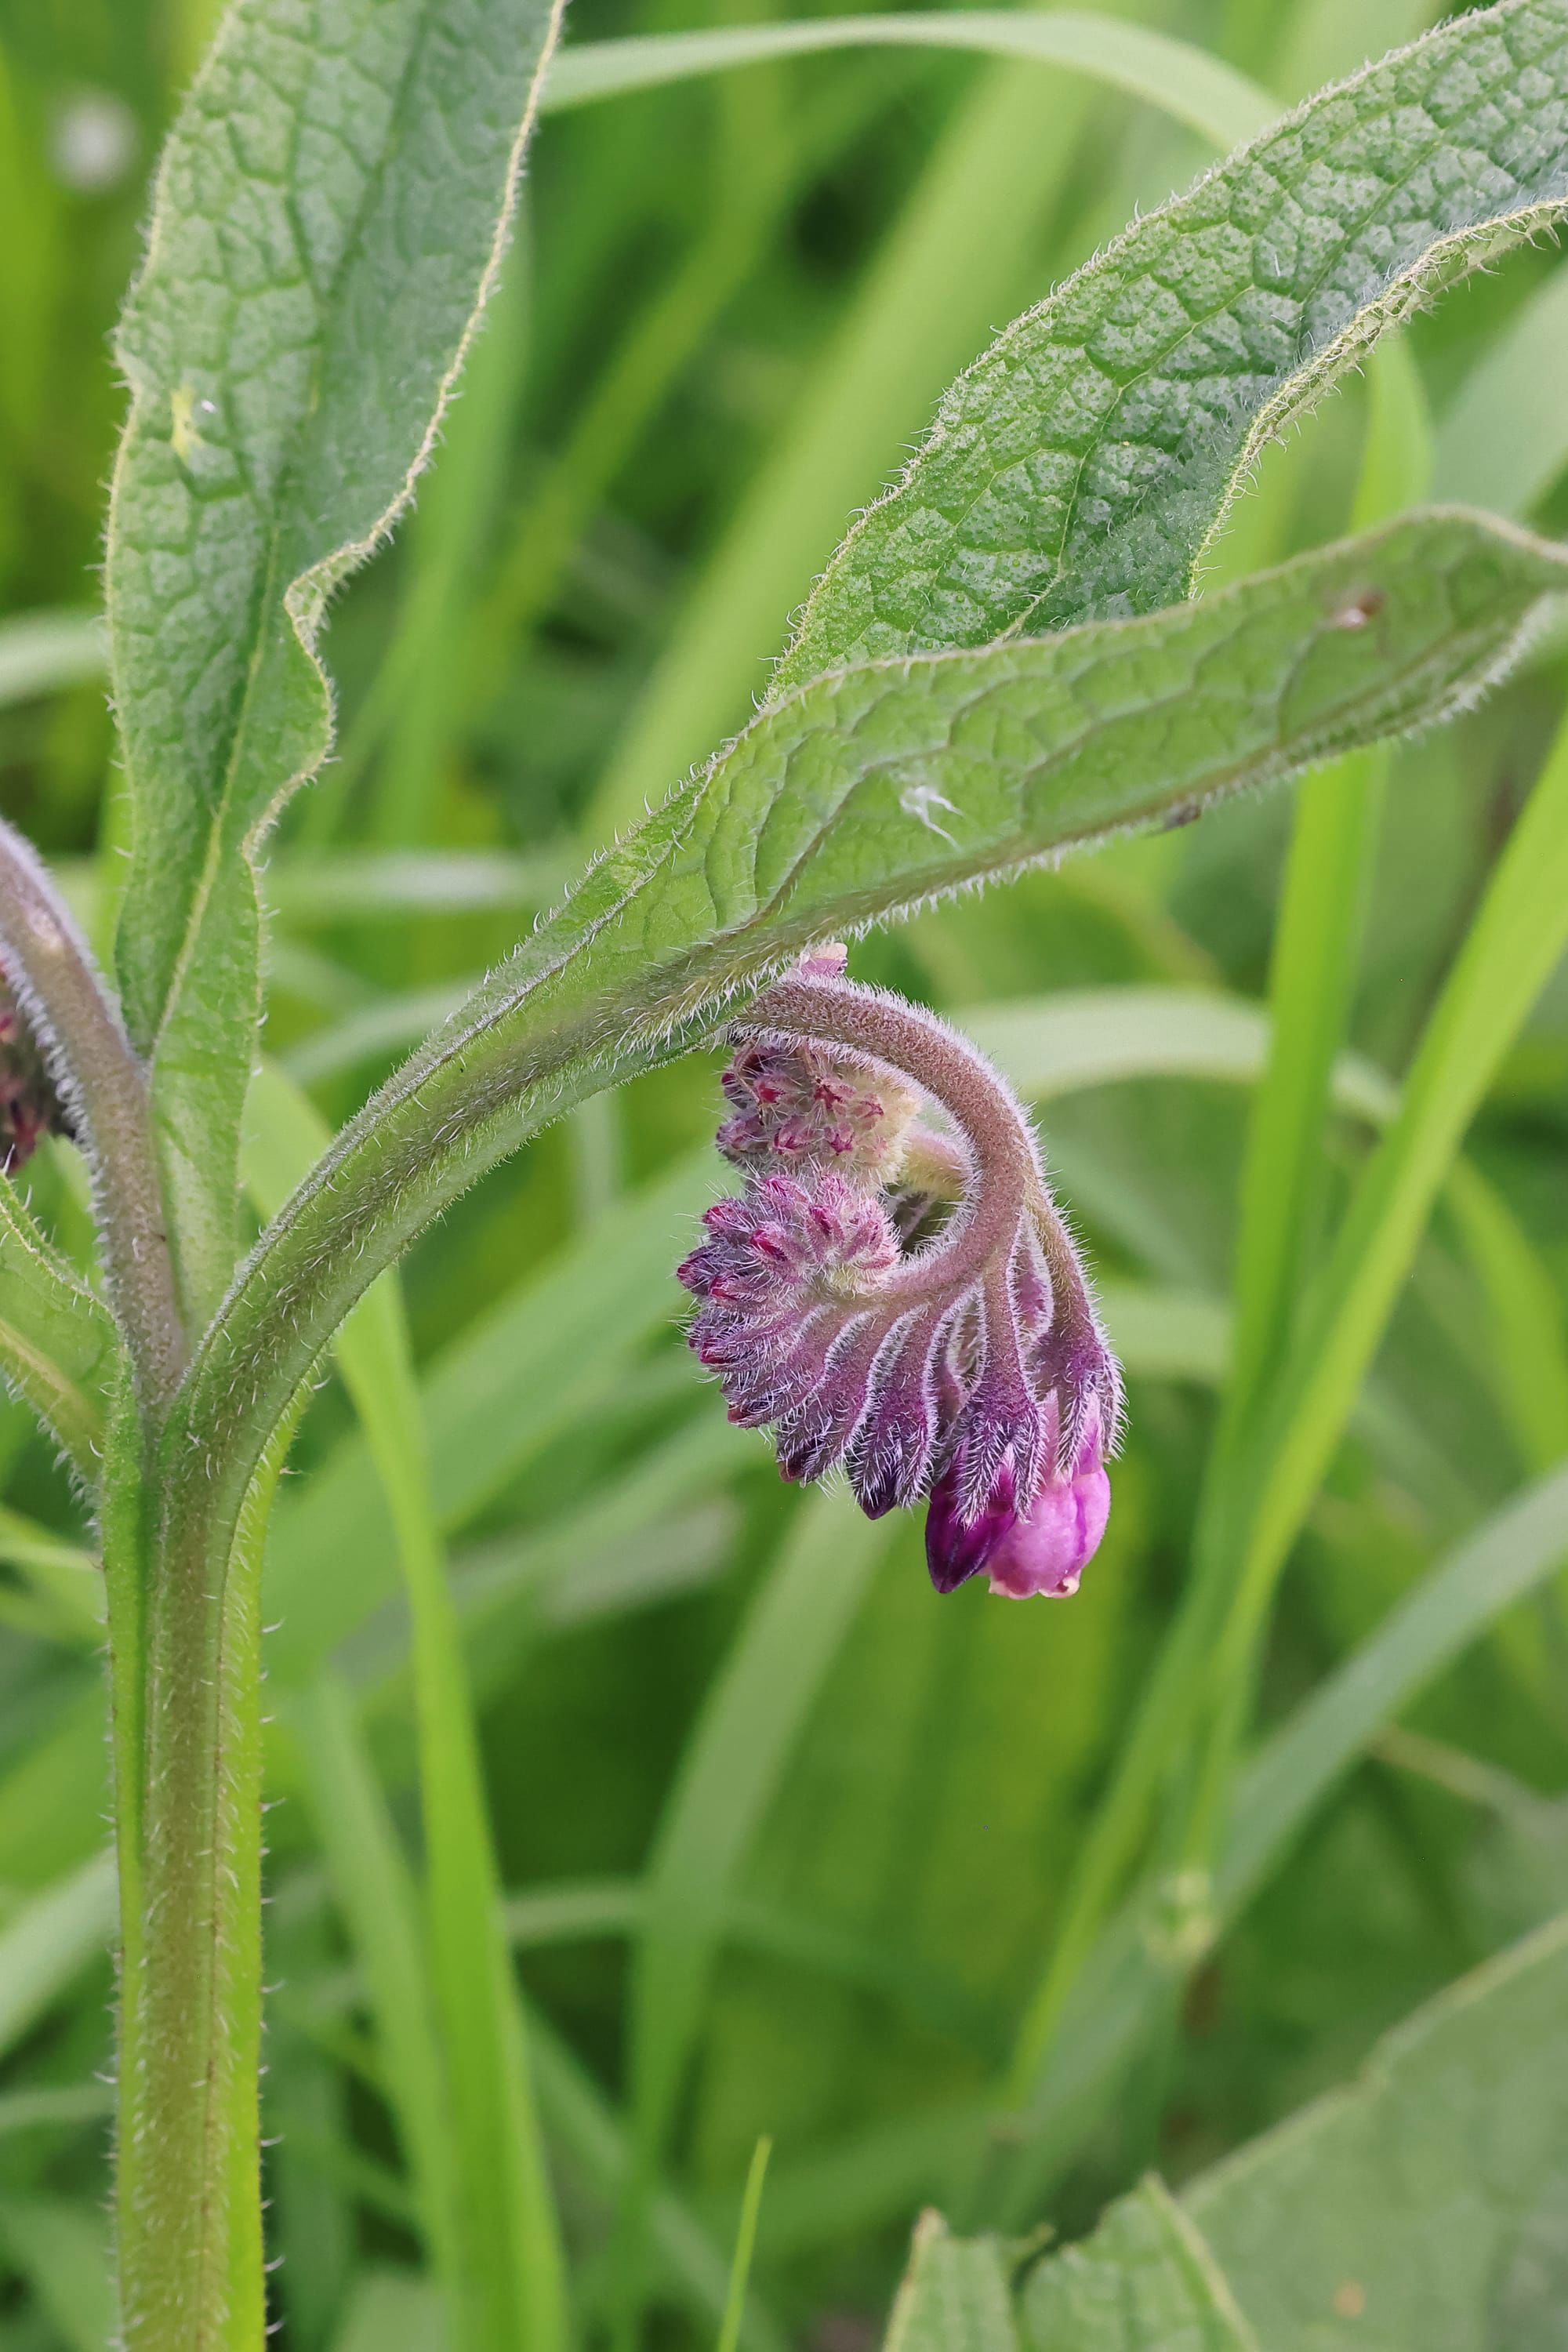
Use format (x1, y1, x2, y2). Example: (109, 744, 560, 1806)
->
(677, 951, 1122, 1599)
(0, 963, 71, 1173)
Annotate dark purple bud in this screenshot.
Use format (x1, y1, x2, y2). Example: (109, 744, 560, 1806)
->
(924, 1459, 1021, 1592)
(0, 962, 71, 1173)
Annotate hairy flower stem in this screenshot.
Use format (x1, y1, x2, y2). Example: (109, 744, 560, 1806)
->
(0, 819, 187, 1410)
(738, 967, 1067, 1289)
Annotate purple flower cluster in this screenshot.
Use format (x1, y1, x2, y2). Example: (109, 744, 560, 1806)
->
(677, 953, 1120, 1599)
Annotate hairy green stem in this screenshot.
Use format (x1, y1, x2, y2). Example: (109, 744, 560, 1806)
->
(115, 1407, 299, 2351)
(0, 818, 186, 1410)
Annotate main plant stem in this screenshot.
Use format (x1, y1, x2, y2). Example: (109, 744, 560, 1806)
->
(112, 1417, 295, 2350)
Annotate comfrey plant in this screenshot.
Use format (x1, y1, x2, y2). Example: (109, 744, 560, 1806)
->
(678, 946, 1121, 1596)
(0, 0, 1566, 2343)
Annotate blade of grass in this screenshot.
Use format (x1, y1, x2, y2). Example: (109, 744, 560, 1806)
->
(1443, 1163, 1568, 1473)
(1220, 1461, 1568, 1910)
(530, 2013, 789, 2352)
(0, 1851, 116, 2059)
(263, 1145, 715, 1686)
(543, 15, 1272, 148)
(292, 1675, 462, 2302)
(1217, 702, 1568, 1719)
(244, 1065, 568, 2352)
(1219, 338, 1432, 1450)
(0, 2201, 114, 2352)
(619, 1491, 893, 2332)
(715, 2138, 772, 2352)
(0, 612, 105, 707)
(1433, 260, 1568, 517)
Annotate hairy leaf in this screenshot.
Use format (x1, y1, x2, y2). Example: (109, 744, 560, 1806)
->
(904, 1915, 1568, 2351)
(774, 0, 1568, 693)
(105, 0, 564, 1324)
(886, 2212, 1020, 2352)
(167, 510, 1568, 1583)
(1021, 2180, 1254, 2352)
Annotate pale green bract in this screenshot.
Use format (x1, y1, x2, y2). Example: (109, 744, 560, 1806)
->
(773, 0, 1568, 695)
(104, 0, 564, 1327)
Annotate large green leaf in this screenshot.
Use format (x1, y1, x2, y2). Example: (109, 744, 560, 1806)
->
(161, 510, 1568, 1637)
(1018, 1914, 1568, 2351)
(773, 0, 1568, 692)
(885, 1915, 1568, 2350)
(1022, 2180, 1254, 2352)
(105, 0, 564, 1325)
(885, 2212, 1020, 2352)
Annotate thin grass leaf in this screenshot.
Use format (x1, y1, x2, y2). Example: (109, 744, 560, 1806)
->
(0, 612, 105, 709)
(292, 1676, 461, 2299)
(244, 1062, 568, 2352)
(544, 15, 1272, 149)
(1221, 336, 1432, 1445)
(714, 2137, 772, 2352)
(624, 1493, 892, 2311)
(529, 2014, 791, 2352)
(1221, 1461, 1568, 1911)
(328, 2271, 448, 2352)
(0, 1505, 103, 1639)
(0, 1850, 115, 2061)
(0, 2200, 115, 2352)
(1434, 260, 1568, 517)
(267, 850, 575, 925)
(1226, 703, 1568, 1681)
(263, 1147, 714, 1687)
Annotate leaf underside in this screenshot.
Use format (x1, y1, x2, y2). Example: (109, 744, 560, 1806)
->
(773, 0, 1568, 693)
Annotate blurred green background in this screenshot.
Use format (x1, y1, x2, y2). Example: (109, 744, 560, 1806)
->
(0, 0, 1566, 2344)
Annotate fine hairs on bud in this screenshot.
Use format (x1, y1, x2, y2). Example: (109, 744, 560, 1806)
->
(678, 949, 1121, 1599)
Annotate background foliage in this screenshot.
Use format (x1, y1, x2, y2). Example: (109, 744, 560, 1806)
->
(0, 0, 1566, 2345)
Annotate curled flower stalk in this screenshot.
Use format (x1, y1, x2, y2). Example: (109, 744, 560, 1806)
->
(677, 949, 1121, 1597)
